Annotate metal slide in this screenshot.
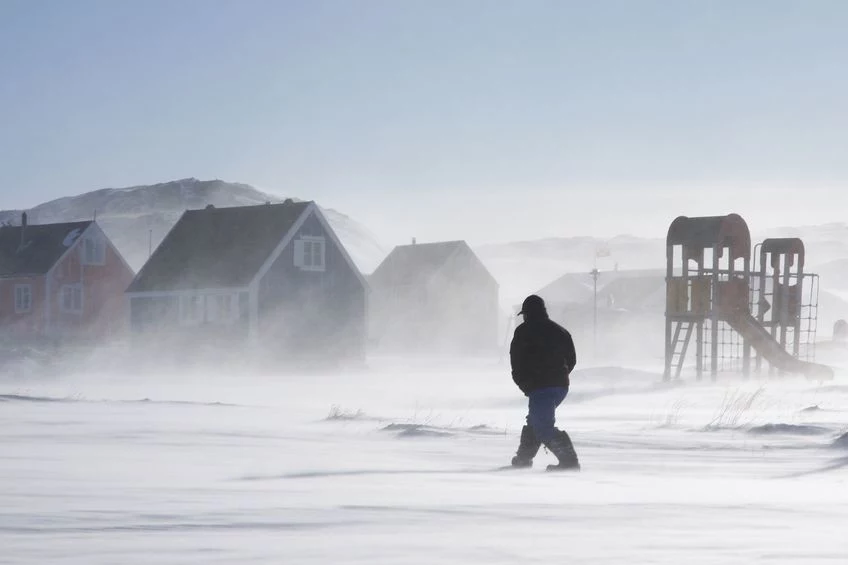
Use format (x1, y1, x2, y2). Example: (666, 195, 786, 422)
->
(723, 310, 834, 380)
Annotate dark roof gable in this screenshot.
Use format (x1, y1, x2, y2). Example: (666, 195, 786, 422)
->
(370, 240, 496, 288)
(127, 201, 311, 292)
(0, 221, 93, 277)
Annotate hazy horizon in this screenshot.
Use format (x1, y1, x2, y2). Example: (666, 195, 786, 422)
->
(6, 175, 848, 249)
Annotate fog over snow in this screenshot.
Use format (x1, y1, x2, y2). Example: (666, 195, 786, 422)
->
(3, 1, 848, 563)
(3, 356, 848, 564)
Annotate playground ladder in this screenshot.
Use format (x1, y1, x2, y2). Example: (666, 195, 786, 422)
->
(668, 320, 696, 380)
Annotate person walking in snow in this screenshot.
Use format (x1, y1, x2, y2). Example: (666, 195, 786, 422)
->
(509, 295, 580, 471)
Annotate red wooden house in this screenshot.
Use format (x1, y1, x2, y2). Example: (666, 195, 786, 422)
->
(0, 214, 134, 344)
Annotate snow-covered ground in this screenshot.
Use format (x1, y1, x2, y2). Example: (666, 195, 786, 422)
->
(3, 356, 848, 564)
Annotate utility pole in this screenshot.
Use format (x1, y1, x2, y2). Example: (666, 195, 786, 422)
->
(591, 267, 600, 358)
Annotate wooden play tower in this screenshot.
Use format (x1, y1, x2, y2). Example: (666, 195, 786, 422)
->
(665, 214, 752, 381)
(753, 238, 820, 372)
(664, 214, 830, 382)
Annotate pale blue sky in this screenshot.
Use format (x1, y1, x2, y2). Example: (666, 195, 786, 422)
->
(1, 0, 847, 245)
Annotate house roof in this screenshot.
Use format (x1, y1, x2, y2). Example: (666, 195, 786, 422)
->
(370, 240, 470, 287)
(0, 220, 93, 277)
(127, 201, 311, 292)
(536, 268, 665, 305)
(596, 275, 666, 311)
(536, 276, 595, 306)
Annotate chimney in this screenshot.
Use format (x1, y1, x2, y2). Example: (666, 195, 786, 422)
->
(412, 237, 416, 245)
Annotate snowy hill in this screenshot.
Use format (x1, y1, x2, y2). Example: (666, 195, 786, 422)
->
(0, 179, 387, 273)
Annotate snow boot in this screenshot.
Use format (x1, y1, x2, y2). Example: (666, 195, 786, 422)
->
(544, 429, 580, 472)
(511, 425, 542, 467)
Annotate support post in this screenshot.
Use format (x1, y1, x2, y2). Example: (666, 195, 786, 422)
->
(742, 255, 752, 377)
(591, 268, 600, 359)
(664, 247, 673, 381)
(794, 260, 804, 358)
(710, 244, 720, 381)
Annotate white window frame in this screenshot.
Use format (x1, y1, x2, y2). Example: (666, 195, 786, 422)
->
(82, 235, 106, 265)
(61, 284, 83, 314)
(179, 294, 204, 326)
(294, 236, 326, 272)
(14, 284, 32, 313)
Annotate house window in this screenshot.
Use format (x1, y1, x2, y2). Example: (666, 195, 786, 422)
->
(61, 285, 83, 313)
(14, 285, 32, 313)
(180, 294, 203, 325)
(295, 237, 326, 272)
(82, 236, 106, 265)
(206, 294, 236, 323)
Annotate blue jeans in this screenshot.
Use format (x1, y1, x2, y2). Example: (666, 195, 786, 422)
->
(526, 387, 568, 443)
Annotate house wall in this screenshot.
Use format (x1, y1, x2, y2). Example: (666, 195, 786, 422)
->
(368, 280, 429, 350)
(0, 275, 47, 338)
(370, 245, 499, 355)
(434, 244, 499, 352)
(257, 211, 366, 363)
(128, 291, 251, 354)
(48, 229, 135, 342)
(129, 295, 180, 333)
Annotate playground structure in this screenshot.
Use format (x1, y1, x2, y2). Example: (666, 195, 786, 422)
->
(664, 214, 833, 381)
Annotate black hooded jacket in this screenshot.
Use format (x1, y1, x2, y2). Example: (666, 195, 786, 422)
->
(509, 314, 577, 394)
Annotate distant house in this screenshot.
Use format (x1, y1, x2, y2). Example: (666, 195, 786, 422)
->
(125, 201, 368, 364)
(528, 268, 666, 363)
(0, 214, 134, 343)
(368, 240, 499, 354)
